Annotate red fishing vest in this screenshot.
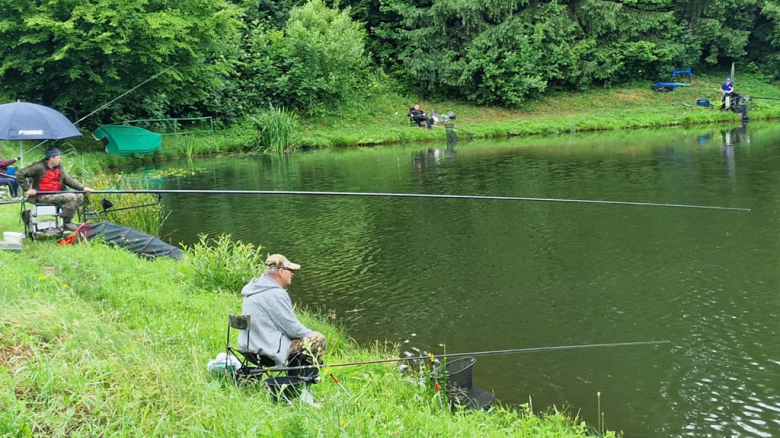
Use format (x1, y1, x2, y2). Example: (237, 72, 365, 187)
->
(39, 168, 61, 192)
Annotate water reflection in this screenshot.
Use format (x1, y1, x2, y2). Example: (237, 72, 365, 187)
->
(411, 148, 443, 185)
(445, 130, 458, 160)
(721, 123, 750, 184)
(411, 128, 459, 177)
(152, 123, 780, 438)
(722, 123, 750, 147)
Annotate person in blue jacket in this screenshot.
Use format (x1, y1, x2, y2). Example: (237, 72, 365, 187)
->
(719, 78, 735, 108)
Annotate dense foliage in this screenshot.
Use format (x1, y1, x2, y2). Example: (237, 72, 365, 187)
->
(238, 0, 369, 113)
(386, 0, 771, 105)
(0, 0, 241, 123)
(0, 0, 778, 119)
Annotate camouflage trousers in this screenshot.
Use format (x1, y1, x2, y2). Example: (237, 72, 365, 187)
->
(289, 332, 327, 364)
(37, 193, 83, 223)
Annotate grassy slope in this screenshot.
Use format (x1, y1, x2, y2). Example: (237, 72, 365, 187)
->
(294, 73, 780, 147)
(0, 207, 607, 437)
(3, 73, 778, 173)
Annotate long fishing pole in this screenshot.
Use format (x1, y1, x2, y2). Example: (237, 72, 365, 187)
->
(33, 189, 750, 212)
(258, 340, 670, 373)
(24, 64, 179, 156)
(747, 96, 780, 101)
(73, 64, 179, 126)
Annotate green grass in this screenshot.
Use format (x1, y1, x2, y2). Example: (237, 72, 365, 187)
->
(3, 72, 776, 170)
(295, 73, 780, 147)
(0, 204, 615, 437)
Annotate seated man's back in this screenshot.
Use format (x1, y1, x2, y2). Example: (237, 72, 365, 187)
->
(239, 254, 326, 367)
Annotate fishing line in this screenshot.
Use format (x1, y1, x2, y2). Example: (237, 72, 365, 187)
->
(747, 96, 780, 101)
(34, 189, 751, 212)
(23, 64, 179, 156)
(259, 340, 670, 373)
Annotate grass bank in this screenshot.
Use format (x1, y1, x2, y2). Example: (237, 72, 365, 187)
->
(2, 73, 778, 173)
(296, 73, 780, 147)
(0, 206, 614, 437)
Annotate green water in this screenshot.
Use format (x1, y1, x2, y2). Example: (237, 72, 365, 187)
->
(147, 122, 779, 437)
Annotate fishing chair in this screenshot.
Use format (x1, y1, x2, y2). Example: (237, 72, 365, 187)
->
(0, 167, 19, 200)
(21, 202, 64, 241)
(408, 107, 434, 128)
(0, 183, 11, 200)
(226, 314, 276, 381)
(225, 314, 319, 398)
(407, 107, 418, 127)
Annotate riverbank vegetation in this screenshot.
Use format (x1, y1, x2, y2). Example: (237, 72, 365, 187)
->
(0, 202, 615, 436)
(2, 72, 778, 170)
(2, 0, 780, 157)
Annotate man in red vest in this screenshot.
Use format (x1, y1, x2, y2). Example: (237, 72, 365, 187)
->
(16, 147, 94, 231)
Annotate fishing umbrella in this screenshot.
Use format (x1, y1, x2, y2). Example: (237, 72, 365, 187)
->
(0, 101, 82, 166)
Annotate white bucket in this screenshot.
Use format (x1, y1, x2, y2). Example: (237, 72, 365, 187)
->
(3, 232, 24, 245)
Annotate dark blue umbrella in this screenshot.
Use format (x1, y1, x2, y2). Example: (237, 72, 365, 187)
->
(0, 101, 82, 166)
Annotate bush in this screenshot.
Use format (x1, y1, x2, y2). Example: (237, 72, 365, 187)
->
(240, 0, 369, 112)
(181, 234, 265, 292)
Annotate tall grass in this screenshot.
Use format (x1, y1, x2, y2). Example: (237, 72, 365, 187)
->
(84, 173, 168, 236)
(249, 104, 298, 154)
(181, 234, 265, 292)
(175, 135, 196, 158)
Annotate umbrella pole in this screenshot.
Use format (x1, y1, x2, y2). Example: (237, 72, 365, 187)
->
(19, 140, 23, 167)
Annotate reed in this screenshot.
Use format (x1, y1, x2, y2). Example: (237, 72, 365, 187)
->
(249, 104, 298, 154)
(84, 173, 167, 236)
(175, 135, 196, 158)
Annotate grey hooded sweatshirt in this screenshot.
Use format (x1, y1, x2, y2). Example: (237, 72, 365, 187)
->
(239, 274, 313, 366)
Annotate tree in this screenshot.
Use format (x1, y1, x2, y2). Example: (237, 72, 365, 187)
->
(0, 0, 241, 122)
(750, 0, 780, 76)
(240, 0, 370, 112)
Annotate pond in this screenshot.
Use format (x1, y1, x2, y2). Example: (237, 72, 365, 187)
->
(142, 122, 779, 437)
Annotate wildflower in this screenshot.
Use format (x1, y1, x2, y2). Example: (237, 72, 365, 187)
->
(366, 413, 371, 418)
(34, 293, 39, 297)
(357, 402, 361, 407)
(63, 284, 68, 289)
(8, 274, 12, 278)
(340, 420, 345, 425)
(38, 275, 46, 280)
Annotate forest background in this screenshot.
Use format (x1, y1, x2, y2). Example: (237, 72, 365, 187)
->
(1, 0, 779, 135)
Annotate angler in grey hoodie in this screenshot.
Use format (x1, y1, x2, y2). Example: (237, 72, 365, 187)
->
(239, 254, 327, 367)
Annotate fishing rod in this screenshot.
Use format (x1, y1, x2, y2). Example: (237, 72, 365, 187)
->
(259, 340, 670, 373)
(24, 64, 179, 156)
(746, 96, 780, 101)
(33, 189, 751, 212)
